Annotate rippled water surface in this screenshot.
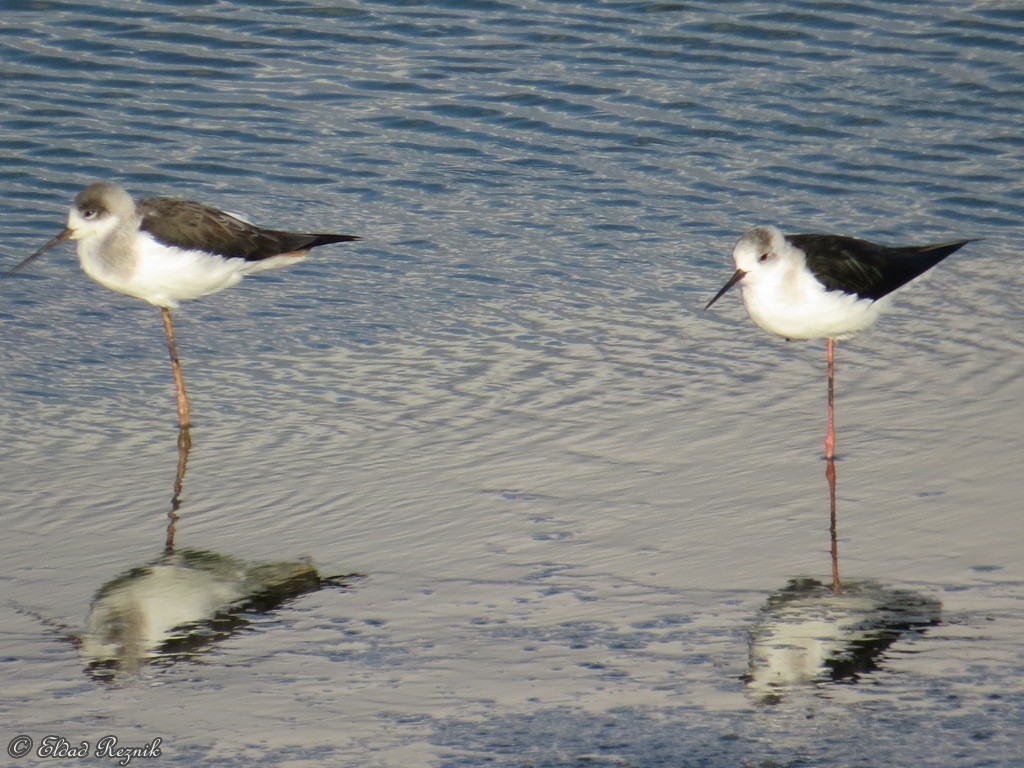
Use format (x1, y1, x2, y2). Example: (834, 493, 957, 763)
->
(1, 1, 1022, 766)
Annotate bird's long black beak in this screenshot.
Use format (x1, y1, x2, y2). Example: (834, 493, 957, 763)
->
(4, 228, 73, 278)
(704, 268, 746, 310)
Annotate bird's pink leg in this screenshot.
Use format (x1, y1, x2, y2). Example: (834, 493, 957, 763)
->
(825, 337, 836, 461)
(165, 426, 191, 554)
(825, 338, 841, 592)
(826, 455, 841, 593)
(161, 307, 192, 430)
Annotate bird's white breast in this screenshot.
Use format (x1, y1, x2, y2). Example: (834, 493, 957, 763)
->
(740, 265, 886, 340)
(78, 232, 257, 308)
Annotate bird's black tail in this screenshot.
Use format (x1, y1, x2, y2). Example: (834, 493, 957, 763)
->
(308, 233, 361, 248)
(796, 235, 979, 301)
(886, 238, 978, 292)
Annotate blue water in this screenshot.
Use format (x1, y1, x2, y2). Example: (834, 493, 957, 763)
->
(1, 1, 1022, 766)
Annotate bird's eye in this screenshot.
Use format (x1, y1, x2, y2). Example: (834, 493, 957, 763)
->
(758, 252, 770, 262)
(81, 209, 98, 220)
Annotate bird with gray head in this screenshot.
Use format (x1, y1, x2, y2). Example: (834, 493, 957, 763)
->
(6, 182, 360, 432)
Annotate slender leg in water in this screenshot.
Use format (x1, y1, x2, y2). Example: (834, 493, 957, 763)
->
(165, 425, 191, 553)
(825, 337, 836, 461)
(826, 456, 841, 593)
(161, 307, 191, 430)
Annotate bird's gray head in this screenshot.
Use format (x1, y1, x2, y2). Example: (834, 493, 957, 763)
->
(705, 226, 788, 310)
(732, 226, 786, 273)
(3, 182, 139, 278)
(68, 182, 137, 239)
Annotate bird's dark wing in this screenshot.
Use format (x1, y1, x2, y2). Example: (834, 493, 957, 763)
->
(790, 234, 974, 301)
(139, 197, 359, 261)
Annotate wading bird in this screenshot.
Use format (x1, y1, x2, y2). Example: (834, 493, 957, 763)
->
(6, 182, 359, 430)
(705, 225, 975, 459)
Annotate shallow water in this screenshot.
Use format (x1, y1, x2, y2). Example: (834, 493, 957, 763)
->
(1, 1, 1022, 766)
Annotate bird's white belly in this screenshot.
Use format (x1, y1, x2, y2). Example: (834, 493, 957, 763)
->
(742, 282, 886, 340)
(78, 237, 252, 308)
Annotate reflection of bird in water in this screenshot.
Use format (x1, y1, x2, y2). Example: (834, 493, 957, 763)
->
(746, 578, 940, 703)
(706, 226, 974, 459)
(6, 182, 359, 430)
(81, 549, 355, 681)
